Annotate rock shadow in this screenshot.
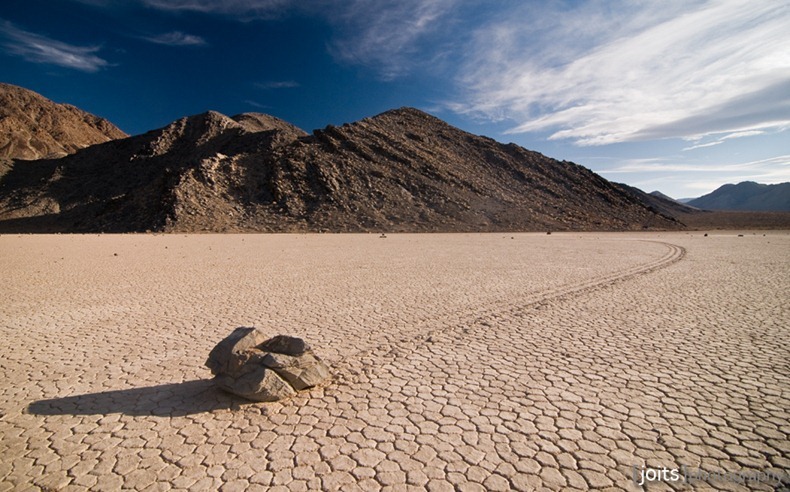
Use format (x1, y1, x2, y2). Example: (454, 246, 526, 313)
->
(27, 379, 253, 417)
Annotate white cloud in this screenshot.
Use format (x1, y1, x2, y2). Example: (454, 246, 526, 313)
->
(142, 31, 206, 46)
(453, 0, 790, 146)
(0, 20, 110, 72)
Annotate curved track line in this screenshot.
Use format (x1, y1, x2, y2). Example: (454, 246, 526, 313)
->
(335, 240, 686, 372)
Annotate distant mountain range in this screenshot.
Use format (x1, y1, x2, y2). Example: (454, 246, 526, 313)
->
(687, 181, 790, 212)
(0, 83, 786, 232)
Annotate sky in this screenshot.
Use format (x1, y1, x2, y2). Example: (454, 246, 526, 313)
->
(1, 0, 788, 199)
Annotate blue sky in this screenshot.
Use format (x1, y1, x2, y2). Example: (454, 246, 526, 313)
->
(1, 0, 788, 199)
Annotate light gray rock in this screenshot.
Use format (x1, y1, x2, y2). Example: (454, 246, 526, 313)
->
(215, 366, 296, 402)
(206, 327, 267, 377)
(206, 328, 331, 402)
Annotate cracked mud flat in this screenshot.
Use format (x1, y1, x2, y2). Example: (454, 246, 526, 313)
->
(0, 232, 788, 491)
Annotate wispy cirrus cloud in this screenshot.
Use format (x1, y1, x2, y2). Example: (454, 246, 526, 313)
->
(0, 20, 110, 72)
(603, 155, 790, 174)
(138, 0, 459, 79)
(682, 140, 724, 151)
(452, 0, 790, 146)
(683, 129, 767, 151)
(141, 0, 293, 17)
(142, 31, 206, 46)
(244, 99, 269, 109)
(255, 80, 300, 89)
(326, 0, 458, 80)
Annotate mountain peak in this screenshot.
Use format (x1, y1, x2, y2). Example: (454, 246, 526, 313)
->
(182, 110, 241, 130)
(649, 190, 677, 202)
(379, 106, 432, 117)
(0, 83, 127, 160)
(368, 107, 444, 125)
(139, 111, 244, 157)
(231, 112, 307, 137)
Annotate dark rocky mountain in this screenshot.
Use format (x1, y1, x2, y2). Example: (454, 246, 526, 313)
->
(0, 107, 683, 233)
(687, 181, 790, 211)
(0, 83, 127, 162)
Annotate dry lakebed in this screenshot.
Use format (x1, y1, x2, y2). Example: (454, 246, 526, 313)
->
(1, 232, 788, 491)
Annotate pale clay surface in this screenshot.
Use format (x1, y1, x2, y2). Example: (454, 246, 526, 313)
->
(0, 232, 787, 491)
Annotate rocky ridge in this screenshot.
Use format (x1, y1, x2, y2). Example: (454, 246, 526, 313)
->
(0, 106, 683, 232)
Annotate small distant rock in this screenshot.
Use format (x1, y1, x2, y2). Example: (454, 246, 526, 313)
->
(206, 328, 330, 402)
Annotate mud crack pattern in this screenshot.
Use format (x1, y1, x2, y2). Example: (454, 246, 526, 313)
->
(0, 232, 787, 491)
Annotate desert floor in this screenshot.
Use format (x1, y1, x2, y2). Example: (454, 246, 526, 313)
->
(1, 232, 788, 491)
